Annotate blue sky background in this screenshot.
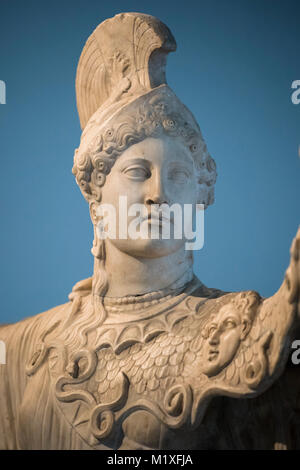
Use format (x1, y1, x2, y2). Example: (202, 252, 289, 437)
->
(0, 0, 299, 324)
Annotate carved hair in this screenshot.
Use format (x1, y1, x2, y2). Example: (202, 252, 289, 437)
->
(232, 291, 261, 325)
(202, 291, 261, 341)
(72, 94, 217, 208)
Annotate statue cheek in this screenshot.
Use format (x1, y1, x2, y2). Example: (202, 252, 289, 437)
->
(221, 330, 241, 363)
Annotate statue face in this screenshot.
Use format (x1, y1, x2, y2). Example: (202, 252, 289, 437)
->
(99, 135, 198, 258)
(202, 305, 249, 377)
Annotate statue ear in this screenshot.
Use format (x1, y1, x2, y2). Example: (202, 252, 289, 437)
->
(240, 319, 251, 340)
(89, 201, 100, 226)
(197, 185, 215, 209)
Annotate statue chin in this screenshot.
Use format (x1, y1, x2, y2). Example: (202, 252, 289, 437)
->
(107, 236, 185, 259)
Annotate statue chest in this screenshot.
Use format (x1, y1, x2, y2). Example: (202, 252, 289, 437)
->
(17, 288, 286, 450)
(45, 325, 203, 450)
(18, 327, 204, 450)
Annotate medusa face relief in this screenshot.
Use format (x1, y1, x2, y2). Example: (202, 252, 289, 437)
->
(96, 135, 199, 258)
(201, 304, 251, 377)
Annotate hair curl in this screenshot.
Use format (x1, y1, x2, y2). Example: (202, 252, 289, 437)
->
(72, 95, 217, 208)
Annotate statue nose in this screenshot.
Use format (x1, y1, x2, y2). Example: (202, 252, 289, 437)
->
(145, 195, 168, 205)
(145, 171, 169, 206)
(209, 330, 220, 345)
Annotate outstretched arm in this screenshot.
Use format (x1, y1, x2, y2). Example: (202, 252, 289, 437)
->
(285, 226, 300, 316)
(258, 226, 300, 375)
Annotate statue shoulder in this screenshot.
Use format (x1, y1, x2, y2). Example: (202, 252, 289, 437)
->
(0, 301, 73, 418)
(0, 301, 72, 357)
(190, 280, 262, 307)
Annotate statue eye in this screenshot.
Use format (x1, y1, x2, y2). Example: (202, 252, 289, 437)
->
(208, 325, 217, 336)
(168, 168, 190, 183)
(224, 319, 237, 329)
(123, 166, 150, 180)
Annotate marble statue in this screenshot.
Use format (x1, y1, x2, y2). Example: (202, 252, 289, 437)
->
(0, 12, 299, 450)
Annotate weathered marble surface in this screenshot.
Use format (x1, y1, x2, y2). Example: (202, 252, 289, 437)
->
(0, 12, 299, 450)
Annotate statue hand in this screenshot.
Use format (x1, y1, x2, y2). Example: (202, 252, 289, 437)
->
(285, 226, 300, 315)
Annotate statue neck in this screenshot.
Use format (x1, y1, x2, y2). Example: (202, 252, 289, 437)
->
(97, 240, 194, 298)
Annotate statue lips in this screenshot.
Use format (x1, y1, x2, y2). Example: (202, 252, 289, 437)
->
(208, 348, 219, 362)
(141, 212, 173, 227)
